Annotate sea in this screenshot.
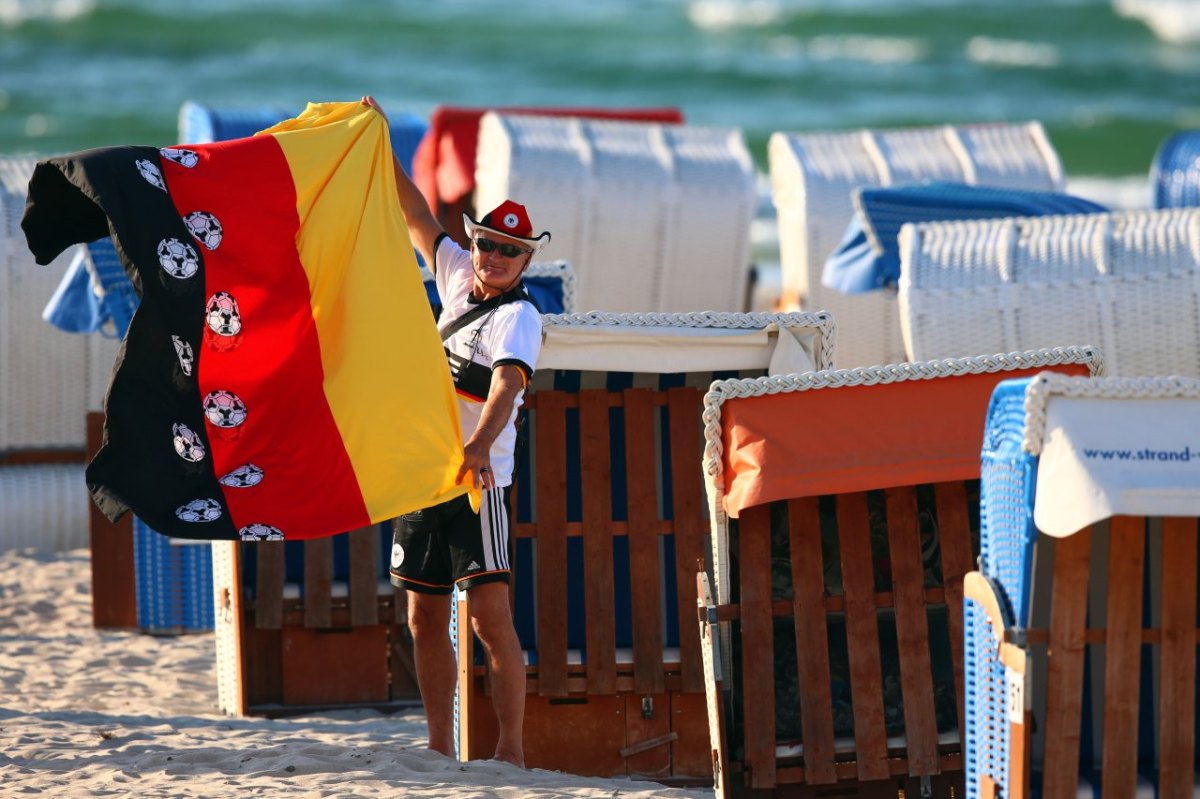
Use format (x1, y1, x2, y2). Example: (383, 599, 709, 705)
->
(2, 0, 1198, 193)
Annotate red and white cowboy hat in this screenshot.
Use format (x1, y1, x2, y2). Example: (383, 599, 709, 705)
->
(463, 200, 551, 253)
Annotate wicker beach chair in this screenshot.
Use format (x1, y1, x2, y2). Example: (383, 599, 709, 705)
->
(453, 310, 833, 779)
(1150, 129, 1200, 209)
(419, 260, 576, 318)
(899, 207, 1200, 376)
(474, 113, 758, 314)
(966, 373, 1200, 798)
(698, 347, 1101, 798)
(411, 105, 683, 247)
(769, 122, 1064, 369)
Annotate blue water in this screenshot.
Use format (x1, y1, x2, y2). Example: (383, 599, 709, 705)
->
(1, 0, 1197, 177)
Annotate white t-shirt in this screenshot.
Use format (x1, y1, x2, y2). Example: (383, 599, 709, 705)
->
(434, 235, 542, 486)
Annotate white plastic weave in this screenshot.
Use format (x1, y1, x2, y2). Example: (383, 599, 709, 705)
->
(899, 207, 1200, 376)
(0, 463, 90, 552)
(0, 156, 91, 453)
(700, 346, 1103, 607)
(768, 122, 1064, 369)
(474, 113, 757, 314)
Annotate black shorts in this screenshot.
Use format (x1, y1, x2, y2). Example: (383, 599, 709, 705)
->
(389, 487, 513, 594)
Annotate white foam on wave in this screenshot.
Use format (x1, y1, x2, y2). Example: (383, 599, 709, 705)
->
(0, 0, 94, 27)
(1114, 0, 1200, 44)
(688, 0, 784, 30)
(966, 36, 1060, 68)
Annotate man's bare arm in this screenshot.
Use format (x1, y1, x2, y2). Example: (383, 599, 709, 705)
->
(456, 364, 526, 490)
(361, 95, 444, 268)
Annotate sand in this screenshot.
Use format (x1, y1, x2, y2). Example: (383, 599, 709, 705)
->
(0, 548, 715, 799)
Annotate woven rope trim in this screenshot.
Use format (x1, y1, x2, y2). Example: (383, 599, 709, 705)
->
(541, 311, 837, 372)
(702, 345, 1103, 488)
(1022, 373, 1200, 455)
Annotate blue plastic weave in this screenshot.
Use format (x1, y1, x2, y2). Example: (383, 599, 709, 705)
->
(979, 377, 1040, 627)
(1150, 130, 1200, 209)
(823, 182, 1106, 294)
(87, 237, 139, 338)
(178, 101, 298, 144)
(964, 593, 1010, 799)
(133, 517, 215, 632)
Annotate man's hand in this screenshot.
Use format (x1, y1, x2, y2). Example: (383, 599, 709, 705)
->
(457, 439, 496, 490)
(361, 95, 388, 124)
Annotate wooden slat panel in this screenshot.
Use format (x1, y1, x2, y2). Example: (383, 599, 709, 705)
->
(579, 389, 616, 695)
(1101, 516, 1145, 799)
(85, 412, 138, 629)
(1159, 517, 1198, 797)
(667, 386, 705, 694)
(739, 503, 777, 790)
(935, 480, 975, 742)
(1041, 527, 1091, 799)
(836, 491, 890, 781)
(787, 497, 838, 785)
(624, 388, 665, 695)
(303, 537, 333, 629)
(255, 541, 285, 630)
(535, 390, 570, 697)
(348, 525, 379, 627)
(885, 486, 939, 775)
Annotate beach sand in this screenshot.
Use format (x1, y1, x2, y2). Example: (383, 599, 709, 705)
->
(0, 548, 715, 798)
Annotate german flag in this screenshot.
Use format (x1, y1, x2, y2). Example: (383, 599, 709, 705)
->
(22, 102, 470, 541)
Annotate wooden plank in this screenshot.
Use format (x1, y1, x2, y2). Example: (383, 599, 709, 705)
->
(348, 525, 379, 627)
(254, 541, 285, 630)
(934, 479, 976, 742)
(1101, 517, 1145, 799)
(738, 503, 777, 790)
(1041, 527, 1091, 799)
(786, 496, 837, 785)
(535, 390, 570, 697)
(667, 387, 705, 694)
(303, 537, 333, 629)
(624, 388, 665, 695)
(1158, 517, 1198, 798)
(885, 486, 940, 775)
(85, 412, 137, 629)
(836, 491, 890, 781)
(579, 389, 616, 695)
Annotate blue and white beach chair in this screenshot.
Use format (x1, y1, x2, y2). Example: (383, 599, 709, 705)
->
(1150, 129, 1200, 209)
(965, 373, 1200, 798)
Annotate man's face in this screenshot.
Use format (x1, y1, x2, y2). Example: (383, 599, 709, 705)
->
(470, 232, 532, 288)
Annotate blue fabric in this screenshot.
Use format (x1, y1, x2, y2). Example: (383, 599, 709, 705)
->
(42, 250, 104, 334)
(822, 182, 1107, 294)
(1151, 130, 1200, 209)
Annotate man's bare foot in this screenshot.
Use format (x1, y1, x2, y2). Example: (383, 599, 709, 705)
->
(491, 749, 525, 768)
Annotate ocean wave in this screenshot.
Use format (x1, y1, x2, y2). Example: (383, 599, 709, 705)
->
(966, 36, 1060, 68)
(687, 0, 783, 30)
(1113, 0, 1200, 44)
(0, 0, 94, 27)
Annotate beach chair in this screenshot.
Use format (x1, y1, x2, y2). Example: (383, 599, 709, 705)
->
(965, 373, 1200, 798)
(698, 347, 1102, 798)
(898, 207, 1200, 376)
(474, 113, 757, 315)
(769, 122, 1064, 368)
(454, 310, 834, 780)
(1150, 129, 1200, 209)
(411, 105, 684, 247)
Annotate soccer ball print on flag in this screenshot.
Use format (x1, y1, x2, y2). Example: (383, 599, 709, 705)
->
(21, 102, 469, 541)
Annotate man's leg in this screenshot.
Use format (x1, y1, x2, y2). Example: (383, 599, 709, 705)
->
(467, 581, 526, 767)
(407, 590, 456, 757)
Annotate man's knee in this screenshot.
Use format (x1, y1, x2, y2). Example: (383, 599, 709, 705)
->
(407, 593, 451, 640)
(467, 583, 517, 646)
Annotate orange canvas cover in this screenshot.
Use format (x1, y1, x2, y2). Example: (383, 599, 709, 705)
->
(412, 105, 685, 211)
(721, 365, 1090, 517)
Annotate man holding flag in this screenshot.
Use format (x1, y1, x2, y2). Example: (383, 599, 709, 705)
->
(363, 97, 547, 768)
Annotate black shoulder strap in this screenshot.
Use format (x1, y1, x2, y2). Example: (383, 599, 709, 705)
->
(438, 285, 530, 342)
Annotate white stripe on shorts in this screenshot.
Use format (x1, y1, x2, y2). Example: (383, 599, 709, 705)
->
(479, 487, 509, 572)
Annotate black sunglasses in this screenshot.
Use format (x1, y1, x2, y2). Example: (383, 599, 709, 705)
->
(474, 237, 531, 259)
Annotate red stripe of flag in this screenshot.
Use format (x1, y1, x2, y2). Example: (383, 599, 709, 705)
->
(162, 136, 371, 539)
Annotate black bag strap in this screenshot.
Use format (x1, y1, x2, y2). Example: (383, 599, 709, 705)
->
(438, 286, 529, 342)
